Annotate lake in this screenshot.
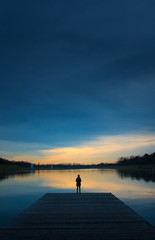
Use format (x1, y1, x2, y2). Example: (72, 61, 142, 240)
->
(0, 168, 155, 227)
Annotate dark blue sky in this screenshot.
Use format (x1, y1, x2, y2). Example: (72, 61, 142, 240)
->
(0, 1, 155, 163)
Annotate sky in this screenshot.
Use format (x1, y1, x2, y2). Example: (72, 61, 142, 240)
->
(0, 0, 155, 164)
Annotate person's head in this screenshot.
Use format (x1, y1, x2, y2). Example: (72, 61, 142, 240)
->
(78, 174, 80, 177)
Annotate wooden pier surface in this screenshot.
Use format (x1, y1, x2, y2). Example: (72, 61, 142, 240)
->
(0, 193, 155, 240)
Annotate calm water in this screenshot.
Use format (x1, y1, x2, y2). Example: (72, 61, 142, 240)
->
(0, 169, 155, 227)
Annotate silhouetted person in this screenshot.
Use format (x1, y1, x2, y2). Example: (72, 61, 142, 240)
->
(76, 174, 82, 194)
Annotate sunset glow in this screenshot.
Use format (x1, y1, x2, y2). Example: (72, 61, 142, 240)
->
(12, 134, 155, 164)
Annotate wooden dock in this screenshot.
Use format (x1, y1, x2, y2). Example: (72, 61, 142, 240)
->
(0, 193, 155, 240)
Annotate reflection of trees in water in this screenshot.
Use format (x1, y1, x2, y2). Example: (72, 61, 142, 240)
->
(117, 168, 155, 183)
(0, 171, 32, 182)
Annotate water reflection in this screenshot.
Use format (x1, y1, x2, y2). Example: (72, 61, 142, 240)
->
(0, 168, 155, 184)
(0, 169, 154, 227)
(1, 167, 155, 183)
(116, 168, 155, 182)
(0, 171, 32, 181)
(1, 169, 154, 199)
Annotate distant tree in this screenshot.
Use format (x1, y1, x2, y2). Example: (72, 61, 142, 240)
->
(116, 153, 155, 165)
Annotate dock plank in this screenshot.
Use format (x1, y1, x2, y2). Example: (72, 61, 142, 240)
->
(0, 193, 155, 240)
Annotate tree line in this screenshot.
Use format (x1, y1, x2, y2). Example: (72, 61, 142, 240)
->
(0, 158, 31, 168)
(0, 152, 155, 168)
(117, 152, 155, 165)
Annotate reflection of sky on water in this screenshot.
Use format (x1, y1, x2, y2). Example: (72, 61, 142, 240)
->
(0, 169, 155, 227)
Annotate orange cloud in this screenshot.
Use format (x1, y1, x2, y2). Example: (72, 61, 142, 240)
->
(12, 134, 155, 164)
(39, 134, 155, 164)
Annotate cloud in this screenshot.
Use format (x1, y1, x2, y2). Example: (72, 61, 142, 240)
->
(1, 0, 155, 152)
(37, 133, 155, 164)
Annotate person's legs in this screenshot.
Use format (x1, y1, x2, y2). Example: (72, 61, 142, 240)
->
(77, 185, 80, 194)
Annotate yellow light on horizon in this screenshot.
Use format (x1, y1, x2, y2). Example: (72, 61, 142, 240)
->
(11, 133, 155, 164)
